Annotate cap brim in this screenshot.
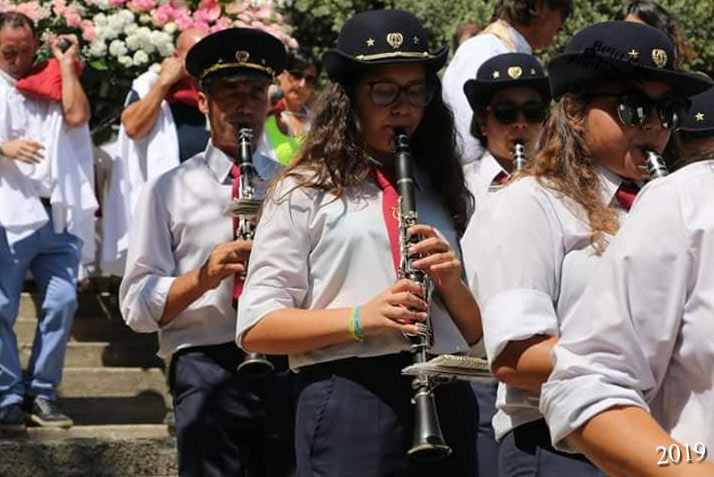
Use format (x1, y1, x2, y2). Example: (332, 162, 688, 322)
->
(463, 77, 551, 110)
(323, 45, 449, 82)
(548, 52, 713, 99)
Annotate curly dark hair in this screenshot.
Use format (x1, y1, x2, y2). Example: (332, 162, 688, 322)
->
(492, 0, 573, 25)
(271, 70, 472, 235)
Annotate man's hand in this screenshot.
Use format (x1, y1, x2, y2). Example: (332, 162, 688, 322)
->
(198, 240, 252, 291)
(158, 57, 186, 90)
(50, 35, 80, 68)
(1, 139, 44, 163)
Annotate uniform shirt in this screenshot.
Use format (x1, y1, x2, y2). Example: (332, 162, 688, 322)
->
(119, 142, 282, 358)
(462, 167, 631, 440)
(541, 161, 714, 454)
(236, 169, 471, 370)
(442, 23, 531, 165)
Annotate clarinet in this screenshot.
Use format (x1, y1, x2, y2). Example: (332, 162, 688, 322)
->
(234, 127, 274, 378)
(513, 140, 527, 171)
(394, 127, 452, 461)
(640, 148, 669, 179)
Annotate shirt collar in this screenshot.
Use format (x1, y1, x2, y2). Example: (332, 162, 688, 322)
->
(0, 68, 17, 87)
(205, 138, 285, 185)
(596, 165, 627, 205)
(482, 151, 508, 183)
(504, 21, 533, 54)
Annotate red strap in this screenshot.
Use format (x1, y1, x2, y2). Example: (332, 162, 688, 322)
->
(372, 167, 400, 275)
(230, 164, 243, 307)
(615, 180, 640, 211)
(165, 76, 199, 109)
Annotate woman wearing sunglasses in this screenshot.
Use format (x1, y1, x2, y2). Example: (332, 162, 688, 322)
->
(236, 9, 481, 476)
(263, 48, 320, 165)
(541, 82, 714, 476)
(460, 51, 551, 477)
(461, 21, 711, 476)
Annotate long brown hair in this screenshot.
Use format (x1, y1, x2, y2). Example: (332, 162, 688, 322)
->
(519, 93, 619, 252)
(272, 70, 472, 235)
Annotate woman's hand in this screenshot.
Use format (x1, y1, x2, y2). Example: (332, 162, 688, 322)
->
(360, 279, 428, 336)
(408, 224, 462, 291)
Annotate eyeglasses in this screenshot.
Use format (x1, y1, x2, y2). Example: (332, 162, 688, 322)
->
(487, 101, 548, 124)
(587, 91, 687, 130)
(364, 81, 436, 108)
(287, 70, 316, 86)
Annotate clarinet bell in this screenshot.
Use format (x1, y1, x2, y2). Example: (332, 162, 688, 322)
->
(237, 352, 275, 378)
(408, 388, 452, 461)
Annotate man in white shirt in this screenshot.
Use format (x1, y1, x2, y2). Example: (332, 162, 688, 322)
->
(119, 28, 292, 476)
(442, 0, 572, 165)
(0, 12, 92, 432)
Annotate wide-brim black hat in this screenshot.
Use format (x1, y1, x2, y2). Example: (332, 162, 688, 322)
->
(464, 52, 551, 110)
(186, 27, 286, 82)
(679, 80, 714, 132)
(323, 9, 448, 83)
(548, 21, 711, 99)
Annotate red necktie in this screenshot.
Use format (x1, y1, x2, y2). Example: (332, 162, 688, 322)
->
(615, 180, 640, 211)
(493, 170, 509, 186)
(230, 164, 243, 307)
(372, 167, 400, 275)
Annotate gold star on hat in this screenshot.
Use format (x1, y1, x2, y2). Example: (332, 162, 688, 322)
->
(695, 112, 705, 121)
(366, 38, 375, 47)
(628, 49, 639, 60)
(413, 35, 420, 44)
(492, 70, 500, 79)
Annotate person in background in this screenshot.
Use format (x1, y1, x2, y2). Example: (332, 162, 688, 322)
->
(442, 0, 572, 165)
(102, 28, 207, 268)
(452, 22, 482, 52)
(263, 48, 320, 166)
(615, 0, 696, 69)
(119, 28, 293, 476)
(0, 11, 94, 431)
(540, 82, 714, 477)
(461, 51, 551, 477)
(462, 21, 711, 476)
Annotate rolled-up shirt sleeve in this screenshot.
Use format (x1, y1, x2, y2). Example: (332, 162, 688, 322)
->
(119, 178, 176, 333)
(236, 178, 311, 346)
(462, 180, 562, 363)
(541, 180, 687, 451)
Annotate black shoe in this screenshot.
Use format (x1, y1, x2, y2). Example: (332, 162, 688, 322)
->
(0, 404, 27, 432)
(27, 397, 73, 429)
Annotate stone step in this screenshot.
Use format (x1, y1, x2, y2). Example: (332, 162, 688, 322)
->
(19, 342, 163, 368)
(58, 368, 170, 401)
(14, 317, 157, 344)
(19, 291, 120, 320)
(57, 396, 170, 426)
(0, 424, 177, 477)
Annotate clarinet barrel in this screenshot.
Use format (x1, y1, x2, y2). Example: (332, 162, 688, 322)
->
(234, 127, 274, 378)
(641, 149, 669, 179)
(394, 127, 451, 461)
(513, 140, 527, 171)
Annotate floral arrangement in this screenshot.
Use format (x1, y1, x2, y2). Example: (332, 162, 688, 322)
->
(0, 0, 296, 77)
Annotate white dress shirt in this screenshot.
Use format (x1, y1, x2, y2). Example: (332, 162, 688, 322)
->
(442, 23, 532, 165)
(119, 142, 282, 358)
(541, 160, 714, 455)
(462, 167, 630, 440)
(236, 169, 471, 370)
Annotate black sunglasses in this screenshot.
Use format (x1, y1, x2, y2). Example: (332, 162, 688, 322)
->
(487, 101, 548, 124)
(588, 91, 687, 130)
(364, 81, 436, 108)
(287, 70, 316, 86)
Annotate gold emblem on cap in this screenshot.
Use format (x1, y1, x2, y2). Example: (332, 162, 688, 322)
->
(628, 49, 639, 60)
(413, 35, 420, 44)
(492, 70, 500, 79)
(695, 112, 705, 122)
(507, 66, 523, 79)
(235, 50, 250, 63)
(366, 37, 375, 47)
(651, 49, 667, 68)
(530, 68, 536, 75)
(386, 32, 404, 49)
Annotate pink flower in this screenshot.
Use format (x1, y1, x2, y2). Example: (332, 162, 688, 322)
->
(81, 19, 97, 41)
(127, 0, 154, 13)
(16, 2, 48, 21)
(174, 14, 194, 31)
(192, 21, 210, 32)
(255, 4, 272, 21)
(52, 0, 66, 16)
(109, 0, 126, 6)
(194, 0, 220, 22)
(64, 10, 82, 27)
(236, 12, 251, 24)
(214, 16, 232, 29)
(151, 4, 174, 27)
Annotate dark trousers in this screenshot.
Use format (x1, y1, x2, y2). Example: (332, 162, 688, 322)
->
(169, 343, 296, 477)
(295, 353, 477, 477)
(499, 419, 605, 477)
(472, 380, 500, 476)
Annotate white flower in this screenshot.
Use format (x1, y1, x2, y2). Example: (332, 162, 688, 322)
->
(149, 62, 161, 75)
(162, 22, 177, 34)
(139, 13, 151, 24)
(88, 40, 107, 57)
(109, 39, 128, 57)
(119, 9, 135, 25)
(118, 55, 133, 68)
(125, 34, 140, 51)
(124, 23, 138, 35)
(93, 13, 108, 26)
(95, 0, 111, 10)
(133, 50, 149, 66)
